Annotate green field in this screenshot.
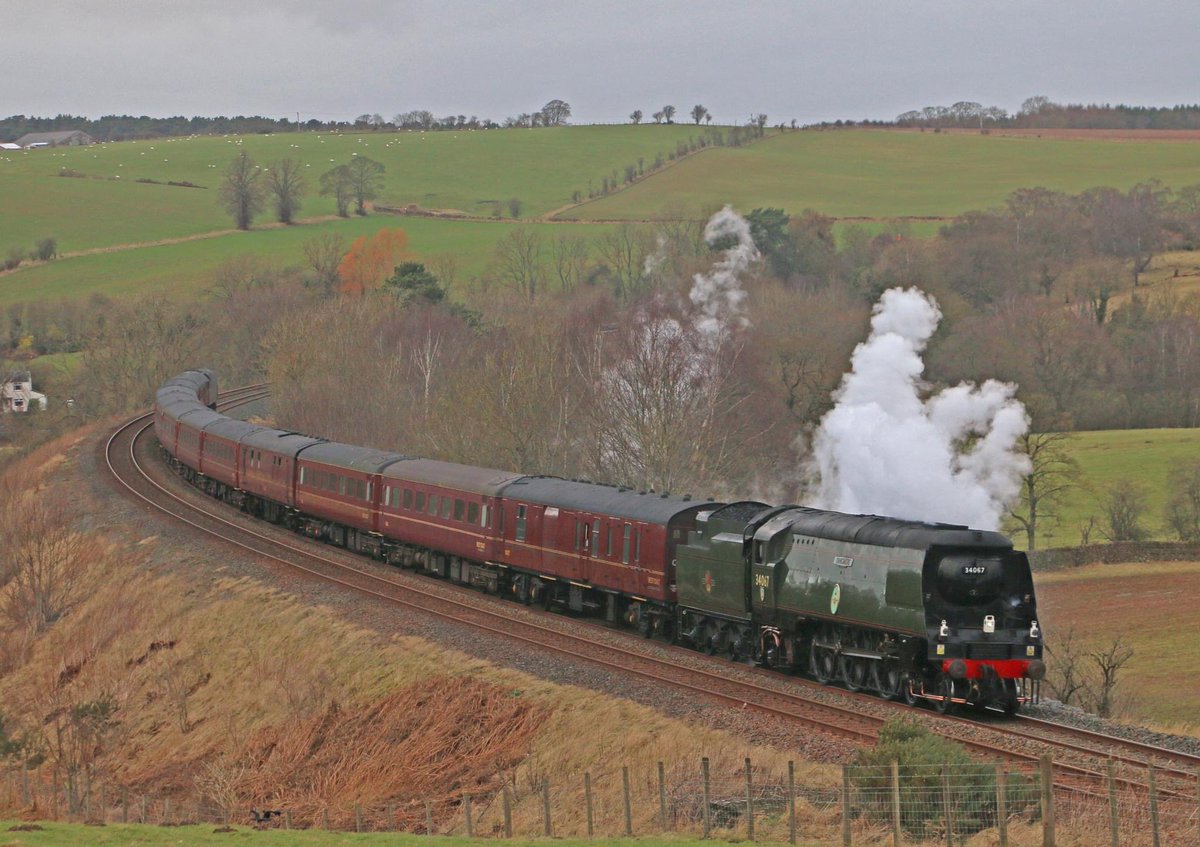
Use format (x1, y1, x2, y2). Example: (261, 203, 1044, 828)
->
(0, 125, 701, 254)
(5, 126, 1200, 304)
(562, 129, 1200, 221)
(1028, 428, 1200, 550)
(0, 216, 615, 305)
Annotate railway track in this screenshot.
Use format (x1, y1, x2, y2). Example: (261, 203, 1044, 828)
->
(105, 388, 1200, 802)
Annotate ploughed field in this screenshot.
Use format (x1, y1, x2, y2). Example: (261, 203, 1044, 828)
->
(1035, 561, 1200, 729)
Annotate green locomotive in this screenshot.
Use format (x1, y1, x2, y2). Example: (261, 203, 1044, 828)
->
(675, 502, 1044, 714)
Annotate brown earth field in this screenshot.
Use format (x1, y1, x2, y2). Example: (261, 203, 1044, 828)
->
(918, 127, 1200, 142)
(1035, 561, 1200, 730)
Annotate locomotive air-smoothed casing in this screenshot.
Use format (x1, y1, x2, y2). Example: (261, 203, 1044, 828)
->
(754, 515, 928, 636)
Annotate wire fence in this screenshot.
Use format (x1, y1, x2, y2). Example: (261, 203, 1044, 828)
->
(4, 756, 1199, 845)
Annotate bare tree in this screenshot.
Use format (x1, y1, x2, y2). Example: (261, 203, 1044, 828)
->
(266, 157, 306, 224)
(1043, 628, 1088, 706)
(218, 151, 265, 230)
(629, 109, 643, 124)
(319, 165, 354, 217)
(491, 228, 544, 299)
(690, 104, 708, 125)
(1088, 637, 1134, 718)
(1164, 460, 1200, 541)
(1007, 431, 1078, 551)
(302, 233, 347, 294)
(651, 110, 664, 124)
(346, 156, 385, 215)
(1100, 478, 1149, 542)
(506, 197, 523, 219)
(596, 223, 651, 299)
(662, 105, 676, 124)
(551, 233, 589, 292)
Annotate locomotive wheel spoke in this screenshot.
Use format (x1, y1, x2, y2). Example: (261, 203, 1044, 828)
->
(935, 674, 957, 715)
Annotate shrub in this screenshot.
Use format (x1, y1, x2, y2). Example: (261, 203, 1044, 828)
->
(3, 248, 23, 271)
(849, 719, 1038, 839)
(33, 237, 57, 262)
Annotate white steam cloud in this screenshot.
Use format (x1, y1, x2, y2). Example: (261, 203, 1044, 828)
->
(808, 287, 1030, 530)
(689, 205, 758, 342)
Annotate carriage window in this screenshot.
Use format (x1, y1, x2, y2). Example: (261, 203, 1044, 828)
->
(360, 480, 369, 500)
(516, 505, 527, 542)
(481, 504, 489, 528)
(635, 528, 641, 562)
(454, 499, 465, 521)
(441, 497, 451, 519)
(402, 489, 412, 509)
(299, 466, 307, 484)
(416, 492, 426, 511)
(622, 524, 632, 564)
(606, 525, 613, 557)
(575, 520, 584, 551)
(467, 502, 479, 525)
(384, 486, 392, 507)
(591, 519, 601, 556)
(428, 495, 438, 515)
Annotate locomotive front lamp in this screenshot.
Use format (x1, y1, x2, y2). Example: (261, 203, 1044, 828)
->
(938, 620, 949, 639)
(1029, 621, 1040, 639)
(983, 615, 996, 633)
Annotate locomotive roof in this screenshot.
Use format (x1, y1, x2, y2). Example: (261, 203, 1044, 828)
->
(780, 507, 1013, 551)
(499, 477, 713, 524)
(239, 427, 324, 457)
(202, 417, 265, 441)
(381, 458, 524, 496)
(296, 441, 410, 474)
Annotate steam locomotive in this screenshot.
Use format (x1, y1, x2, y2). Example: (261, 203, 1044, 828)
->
(156, 369, 1044, 714)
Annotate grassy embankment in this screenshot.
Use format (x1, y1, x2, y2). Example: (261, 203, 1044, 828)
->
(1, 825, 789, 847)
(6, 127, 1200, 304)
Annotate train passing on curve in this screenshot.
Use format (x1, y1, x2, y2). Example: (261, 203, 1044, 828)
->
(156, 369, 1045, 715)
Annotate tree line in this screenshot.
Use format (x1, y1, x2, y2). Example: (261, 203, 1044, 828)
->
(896, 95, 1200, 131)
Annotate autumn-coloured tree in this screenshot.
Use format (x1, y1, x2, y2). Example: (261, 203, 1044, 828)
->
(336, 229, 410, 297)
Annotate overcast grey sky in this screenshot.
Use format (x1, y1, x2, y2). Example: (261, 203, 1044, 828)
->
(5, 1, 1199, 125)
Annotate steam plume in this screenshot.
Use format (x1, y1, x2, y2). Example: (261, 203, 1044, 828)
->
(689, 205, 758, 341)
(808, 287, 1029, 530)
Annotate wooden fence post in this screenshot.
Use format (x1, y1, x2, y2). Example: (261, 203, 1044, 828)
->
(941, 764, 953, 847)
(744, 757, 754, 841)
(996, 767, 1008, 847)
(1195, 768, 1199, 847)
(1147, 766, 1161, 847)
(891, 761, 902, 847)
(1106, 759, 1119, 847)
(622, 766, 633, 836)
(583, 774, 593, 838)
(284, 809, 292, 830)
(542, 779, 552, 837)
(386, 802, 394, 831)
(658, 760, 668, 831)
(464, 794, 474, 838)
(788, 761, 797, 846)
(503, 786, 513, 839)
(1040, 755, 1056, 847)
(425, 800, 434, 835)
(354, 804, 363, 833)
(842, 765, 852, 847)
(323, 807, 332, 831)
(702, 757, 711, 839)
(163, 797, 171, 826)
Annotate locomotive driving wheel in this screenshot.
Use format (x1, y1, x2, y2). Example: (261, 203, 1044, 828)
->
(809, 638, 835, 685)
(935, 674, 959, 715)
(871, 662, 902, 700)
